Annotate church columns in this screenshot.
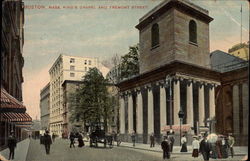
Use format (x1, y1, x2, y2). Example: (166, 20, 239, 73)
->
(128, 93, 134, 134)
(173, 79, 180, 125)
(209, 85, 216, 119)
(119, 96, 125, 134)
(242, 83, 248, 134)
(198, 83, 205, 126)
(147, 86, 154, 134)
(186, 81, 194, 127)
(160, 84, 167, 134)
(136, 90, 143, 134)
(233, 85, 240, 134)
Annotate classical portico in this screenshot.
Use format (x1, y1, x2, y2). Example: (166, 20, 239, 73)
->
(118, 70, 220, 143)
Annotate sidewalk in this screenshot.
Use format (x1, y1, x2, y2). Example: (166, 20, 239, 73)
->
(0, 138, 30, 161)
(119, 142, 248, 156)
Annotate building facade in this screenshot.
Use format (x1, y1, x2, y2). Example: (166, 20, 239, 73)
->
(211, 50, 248, 146)
(49, 55, 98, 136)
(1, 0, 25, 101)
(1, 0, 32, 148)
(118, 0, 218, 144)
(40, 83, 50, 131)
(117, 0, 248, 146)
(61, 80, 84, 138)
(228, 42, 249, 61)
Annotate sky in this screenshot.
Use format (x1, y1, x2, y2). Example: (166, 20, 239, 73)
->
(22, 0, 249, 119)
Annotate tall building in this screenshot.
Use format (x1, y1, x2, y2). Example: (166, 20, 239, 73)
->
(1, 0, 32, 148)
(228, 42, 249, 60)
(49, 54, 98, 136)
(40, 83, 50, 131)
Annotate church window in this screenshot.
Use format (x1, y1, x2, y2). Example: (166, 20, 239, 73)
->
(151, 23, 159, 48)
(189, 20, 197, 44)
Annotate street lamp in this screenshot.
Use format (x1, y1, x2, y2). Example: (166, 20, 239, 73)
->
(178, 109, 184, 146)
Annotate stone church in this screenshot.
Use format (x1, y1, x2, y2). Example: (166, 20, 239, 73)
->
(117, 0, 248, 145)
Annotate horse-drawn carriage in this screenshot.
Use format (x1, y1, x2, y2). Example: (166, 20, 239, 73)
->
(89, 122, 113, 148)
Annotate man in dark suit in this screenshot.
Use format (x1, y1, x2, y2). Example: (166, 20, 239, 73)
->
(199, 133, 211, 161)
(161, 136, 170, 159)
(43, 130, 52, 154)
(7, 131, 17, 160)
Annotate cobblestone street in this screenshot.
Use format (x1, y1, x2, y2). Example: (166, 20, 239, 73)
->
(25, 139, 247, 161)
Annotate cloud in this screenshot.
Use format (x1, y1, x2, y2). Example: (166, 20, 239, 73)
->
(23, 65, 50, 119)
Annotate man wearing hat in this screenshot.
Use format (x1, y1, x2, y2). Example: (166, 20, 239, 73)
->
(7, 130, 17, 160)
(228, 133, 235, 158)
(43, 130, 52, 154)
(161, 136, 170, 159)
(199, 133, 211, 161)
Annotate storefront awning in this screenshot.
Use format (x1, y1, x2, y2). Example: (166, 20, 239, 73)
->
(0, 87, 26, 109)
(0, 112, 32, 122)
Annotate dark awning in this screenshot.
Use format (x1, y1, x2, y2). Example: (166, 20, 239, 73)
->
(0, 87, 26, 110)
(0, 112, 32, 122)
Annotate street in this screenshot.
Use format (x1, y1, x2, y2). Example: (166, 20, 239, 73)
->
(26, 139, 246, 161)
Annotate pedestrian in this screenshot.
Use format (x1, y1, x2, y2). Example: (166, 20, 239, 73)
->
(43, 130, 52, 155)
(169, 131, 175, 152)
(192, 136, 199, 158)
(150, 133, 155, 148)
(228, 133, 235, 158)
(221, 135, 229, 158)
(216, 135, 223, 159)
(116, 132, 121, 146)
(180, 134, 188, 152)
(131, 131, 136, 147)
(161, 136, 170, 159)
(69, 132, 75, 148)
(199, 133, 211, 161)
(52, 133, 56, 142)
(7, 131, 17, 160)
(40, 133, 45, 145)
(78, 133, 84, 147)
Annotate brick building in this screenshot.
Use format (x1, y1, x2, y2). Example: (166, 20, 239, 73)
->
(1, 0, 32, 149)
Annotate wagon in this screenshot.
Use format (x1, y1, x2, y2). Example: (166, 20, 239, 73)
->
(89, 122, 113, 148)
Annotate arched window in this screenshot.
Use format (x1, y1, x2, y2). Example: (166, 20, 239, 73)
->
(151, 23, 159, 48)
(189, 20, 197, 44)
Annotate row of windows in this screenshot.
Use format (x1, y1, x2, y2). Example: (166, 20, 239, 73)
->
(151, 20, 197, 48)
(70, 65, 92, 71)
(69, 67, 91, 77)
(70, 58, 92, 65)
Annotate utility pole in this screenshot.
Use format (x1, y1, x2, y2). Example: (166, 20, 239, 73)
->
(240, 4, 242, 44)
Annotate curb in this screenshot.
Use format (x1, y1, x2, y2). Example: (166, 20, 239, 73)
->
(119, 144, 247, 156)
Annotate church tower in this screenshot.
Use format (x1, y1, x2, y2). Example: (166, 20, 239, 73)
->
(136, 0, 213, 74)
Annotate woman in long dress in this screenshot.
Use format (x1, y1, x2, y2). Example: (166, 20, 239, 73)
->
(192, 136, 199, 158)
(78, 133, 84, 147)
(180, 135, 188, 152)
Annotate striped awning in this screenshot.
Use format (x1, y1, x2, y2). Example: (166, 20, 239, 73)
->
(0, 112, 32, 122)
(0, 87, 26, 109)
